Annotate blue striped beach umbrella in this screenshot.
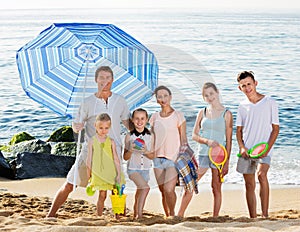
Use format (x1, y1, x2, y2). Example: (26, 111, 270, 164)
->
(16, 23, 158, 118)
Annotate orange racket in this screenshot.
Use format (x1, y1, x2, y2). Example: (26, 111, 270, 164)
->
(208, 144, 228, 182)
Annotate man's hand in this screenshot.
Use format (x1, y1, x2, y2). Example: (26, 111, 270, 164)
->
(72, 122, 84, 133)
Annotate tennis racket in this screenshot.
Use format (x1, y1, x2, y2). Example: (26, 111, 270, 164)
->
(208, 144, 228, 183)
(237, 142, 269, 159)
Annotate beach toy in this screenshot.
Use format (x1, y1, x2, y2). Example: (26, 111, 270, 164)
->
(115, 183, 126, 196)
(86, 184, 96, 196)
(237, 142, 269, 159)
(115, 183, 121, 196)
(110, 188, 127, 214)
(120, 184, 125, 195)
(208, 144, 228, 183)
(134, 138, 145, 150)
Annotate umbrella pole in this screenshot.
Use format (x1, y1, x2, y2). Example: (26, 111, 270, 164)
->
(73, 131, 82, 191)
(73, 57, 90, 192)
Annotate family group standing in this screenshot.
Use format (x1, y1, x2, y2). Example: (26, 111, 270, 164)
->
(46, 66, 279, 219)
(47, 66, 131, 218)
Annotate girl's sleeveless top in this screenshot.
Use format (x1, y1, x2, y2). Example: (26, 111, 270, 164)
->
(198, 108, 227, 156)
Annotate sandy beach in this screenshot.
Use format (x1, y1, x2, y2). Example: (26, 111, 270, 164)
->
(0, 177, 299, 231)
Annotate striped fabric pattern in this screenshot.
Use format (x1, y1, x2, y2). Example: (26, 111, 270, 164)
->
(16, 23, 159, 118)
(176, 146, 199, 194)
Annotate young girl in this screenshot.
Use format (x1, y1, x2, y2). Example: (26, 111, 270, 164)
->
(123, 108, 154, 219)
(192, 82, 233, 217)
(86, 113, 124, 216)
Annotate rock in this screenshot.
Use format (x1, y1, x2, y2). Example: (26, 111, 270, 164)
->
(8, 132, 35, 146)
(0, 144, 10, 152)
(51, 142, 77, 157)
(47, 126, 75, 142)
(11, 139, 51, 157)
(1, 127, 86, 179)
(15, 152, 75, 179)
(0, 151, 15, 179)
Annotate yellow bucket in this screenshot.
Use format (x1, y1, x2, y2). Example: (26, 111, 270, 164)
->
(110, 194, 127, 214)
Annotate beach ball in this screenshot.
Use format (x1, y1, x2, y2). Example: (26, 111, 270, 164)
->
(134, 138, 145, 150)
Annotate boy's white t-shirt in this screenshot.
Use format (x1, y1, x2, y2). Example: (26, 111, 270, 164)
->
(236, 96, 279, 157)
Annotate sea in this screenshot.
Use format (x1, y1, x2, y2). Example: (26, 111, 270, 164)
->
(0, 8, 299, 189)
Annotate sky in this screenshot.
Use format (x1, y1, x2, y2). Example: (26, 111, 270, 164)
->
(1, 0, 300, 10)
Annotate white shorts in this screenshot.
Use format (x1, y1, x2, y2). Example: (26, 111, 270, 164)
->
(66, 142, 89, 187)
(66, 141, 123, 187)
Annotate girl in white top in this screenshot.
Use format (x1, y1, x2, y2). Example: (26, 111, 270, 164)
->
(123, 108, 154, 219)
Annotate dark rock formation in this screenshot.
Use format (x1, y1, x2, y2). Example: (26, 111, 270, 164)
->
(51, 142, 77, 157)
(0, 127, 80, 180)
(11, 139, 51, 157)
(47, 126, 75, 142)
(8, 132, 35, 145)
(0, 151, 14, 179)
(15, 152, 75, 179)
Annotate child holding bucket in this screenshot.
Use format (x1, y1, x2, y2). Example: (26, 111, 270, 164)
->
(123, 108, 155, 219)
(86, 113, 125, 217)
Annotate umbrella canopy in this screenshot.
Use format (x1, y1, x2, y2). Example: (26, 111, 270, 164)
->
(16, 23, 158, 118)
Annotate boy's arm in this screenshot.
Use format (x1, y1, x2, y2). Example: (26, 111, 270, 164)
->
(263, 124, 279, 157)
(236, 125, 248, 157)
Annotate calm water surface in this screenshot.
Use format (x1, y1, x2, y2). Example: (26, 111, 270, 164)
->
(0, 8, 299, 186)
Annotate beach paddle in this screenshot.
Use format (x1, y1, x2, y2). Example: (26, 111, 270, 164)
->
(237, 142, 269, 159)
(208, 144, 228, 182)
